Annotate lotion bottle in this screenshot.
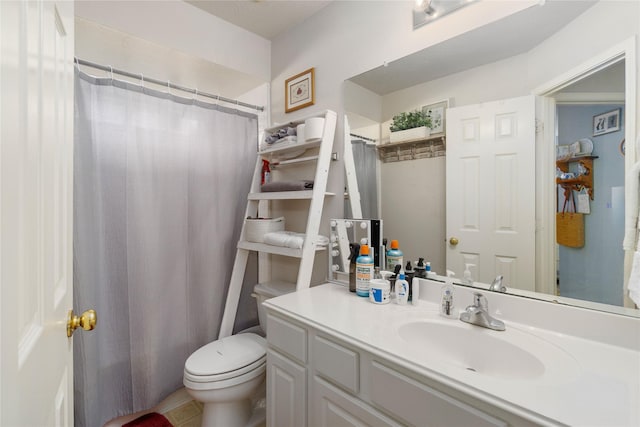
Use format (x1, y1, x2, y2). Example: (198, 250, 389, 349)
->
(440, 270, 456, 318)
(395, 271, 409, 305)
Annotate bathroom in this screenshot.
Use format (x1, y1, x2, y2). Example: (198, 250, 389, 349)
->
(1, 0, 639, 426)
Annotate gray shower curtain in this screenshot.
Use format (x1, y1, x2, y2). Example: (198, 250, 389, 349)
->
(73, 70, 258, 427)
(348, 139, 379, 218)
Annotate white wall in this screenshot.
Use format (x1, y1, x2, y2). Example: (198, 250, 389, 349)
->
(75, 0, 270, 82)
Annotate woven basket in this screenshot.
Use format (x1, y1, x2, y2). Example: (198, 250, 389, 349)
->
(556, 212, 584, 248)
(245, 217, 285, 243)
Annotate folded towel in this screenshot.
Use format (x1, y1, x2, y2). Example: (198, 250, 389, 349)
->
(261, 180, 314, 192)
(263, 231, 329, 249)
(628, 251, 640, 307)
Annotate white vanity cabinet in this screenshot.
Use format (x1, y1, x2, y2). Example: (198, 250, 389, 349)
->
(265, 310, 538, 427)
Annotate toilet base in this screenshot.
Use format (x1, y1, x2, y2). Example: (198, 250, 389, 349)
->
(202, 400, 252, 427)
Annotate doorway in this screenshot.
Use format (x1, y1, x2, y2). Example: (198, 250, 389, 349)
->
(534, 38, 637, 308)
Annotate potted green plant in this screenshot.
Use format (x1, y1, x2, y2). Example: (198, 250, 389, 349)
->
(389, 110, 432, 143)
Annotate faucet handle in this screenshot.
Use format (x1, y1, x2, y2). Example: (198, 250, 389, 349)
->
(472, 292, 488, 310)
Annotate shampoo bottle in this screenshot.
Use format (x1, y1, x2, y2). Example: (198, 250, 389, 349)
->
(440, 270, 456, 318)
(386, 240, 403, 271)
(355, 244, 374, 297)
(395, 271, 409, 305)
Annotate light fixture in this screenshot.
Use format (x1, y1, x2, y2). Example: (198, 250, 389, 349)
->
(413, 0, 477, 30)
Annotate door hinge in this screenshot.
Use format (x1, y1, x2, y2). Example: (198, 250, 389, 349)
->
(535, 119, 544, 134)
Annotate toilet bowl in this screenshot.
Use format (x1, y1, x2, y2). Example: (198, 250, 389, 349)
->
(183, 281, 293, 427)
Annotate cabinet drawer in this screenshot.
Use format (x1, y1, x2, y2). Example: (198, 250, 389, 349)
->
(313, 335, 359, 394)
(369, 361, 506, 427)
(312, 376, 401, 427)
(267, 314, 307, 364)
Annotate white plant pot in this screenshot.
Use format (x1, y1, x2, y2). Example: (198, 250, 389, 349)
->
(389, 126, 431, 143)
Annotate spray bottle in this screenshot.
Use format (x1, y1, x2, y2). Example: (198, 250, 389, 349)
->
(355, 244, 374, 297)
(386, 240, 403, 271)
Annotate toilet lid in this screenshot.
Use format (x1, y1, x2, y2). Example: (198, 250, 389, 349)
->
(185, 333, 266, 377)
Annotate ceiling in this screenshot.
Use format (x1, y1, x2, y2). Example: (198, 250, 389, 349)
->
(350, 1, 597, 95)
(185, 0, 332, 40)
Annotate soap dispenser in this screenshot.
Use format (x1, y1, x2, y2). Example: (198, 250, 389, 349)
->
(462, 264, 475, 285)
(441, 270, 456, 318)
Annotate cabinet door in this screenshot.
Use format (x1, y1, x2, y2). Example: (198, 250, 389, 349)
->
(267, 349, 306, 427)
(311, 377, 401, 427)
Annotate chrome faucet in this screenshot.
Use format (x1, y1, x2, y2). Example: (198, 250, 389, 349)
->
(460, 292, 505, 331)
(489, 275, 506, 293)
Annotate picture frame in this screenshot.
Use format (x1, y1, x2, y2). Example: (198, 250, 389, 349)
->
(421, 100, 448, 135)
(285, 67, 315, 113)
(592, 108, 621, 136)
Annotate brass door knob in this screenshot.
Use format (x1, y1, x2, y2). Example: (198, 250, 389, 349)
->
(449, 237, 459, 246)
(67, 309, 97, 337)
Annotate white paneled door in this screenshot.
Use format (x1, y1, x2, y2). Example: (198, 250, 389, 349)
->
(1, 1, 76, 425)
(446, 96, 536, 291)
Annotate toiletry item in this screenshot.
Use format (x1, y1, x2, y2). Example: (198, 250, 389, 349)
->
(386, 240, 403, 271)
(395, 271, 409, 305)
(414, 258, 427, 279)
(440, 270, 456, 318)
(426, 261, 437, 279)
(369, 279, 391, 304)
(355, 244, 374, 297)
(404, 261, 414, 301)
(261, 159, 271, 185)
(389, 264, 401, 294)
(412, 280, 420, 306)
(462, 263, 475, 285)
(348, 243, 360, 293)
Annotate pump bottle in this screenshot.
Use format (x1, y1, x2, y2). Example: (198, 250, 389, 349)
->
(462, 263, 475, 285)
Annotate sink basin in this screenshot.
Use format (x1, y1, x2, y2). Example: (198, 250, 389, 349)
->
(398, 320, 579, 381)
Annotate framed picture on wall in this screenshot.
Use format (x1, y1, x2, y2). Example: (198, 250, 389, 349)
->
(285, 68, 315, 113)
(421, 100, 448, 135)
(593, 108, 621, 136)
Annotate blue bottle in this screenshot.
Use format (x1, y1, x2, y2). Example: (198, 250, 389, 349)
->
(386, 239, 403, 271)
(356, 244, 374, 297)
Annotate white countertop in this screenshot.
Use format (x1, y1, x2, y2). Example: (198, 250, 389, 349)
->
(263, 282, 640, 427)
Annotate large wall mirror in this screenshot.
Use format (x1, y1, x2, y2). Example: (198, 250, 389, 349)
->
(343, 0, 639, 316)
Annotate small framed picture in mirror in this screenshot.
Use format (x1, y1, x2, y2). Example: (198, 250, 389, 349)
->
(593, 108, 621, 136)
(421, 100, 448, 135)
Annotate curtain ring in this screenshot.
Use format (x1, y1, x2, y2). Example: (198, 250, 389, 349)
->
(140, 73, 145, 88)
(193, 88, 198, 102)
(109, 66, 114, 81)
(167, 80, 171, 95)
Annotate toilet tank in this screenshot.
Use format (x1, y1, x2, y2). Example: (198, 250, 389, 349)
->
(252, 281, 296, 333)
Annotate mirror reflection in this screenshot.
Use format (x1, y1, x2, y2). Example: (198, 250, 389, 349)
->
(342, 0, 638, 315)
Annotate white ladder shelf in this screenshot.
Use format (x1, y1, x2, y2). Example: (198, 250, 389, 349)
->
(219, 110, 337, 338)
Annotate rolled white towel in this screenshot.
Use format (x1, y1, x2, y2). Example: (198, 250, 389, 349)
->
(263, 231, 329, 249)
(629, 251, 640, 307)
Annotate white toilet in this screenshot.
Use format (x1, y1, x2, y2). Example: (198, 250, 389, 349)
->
(183, 282, 292, 427)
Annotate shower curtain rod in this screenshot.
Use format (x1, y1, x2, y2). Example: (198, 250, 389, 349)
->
(74, 58, 265, 112)
(350, 133, 377, 143)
